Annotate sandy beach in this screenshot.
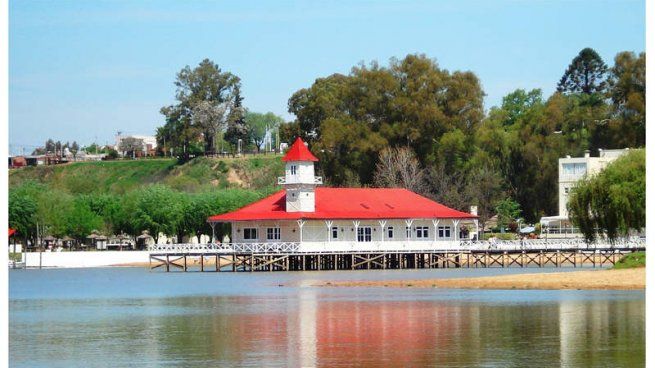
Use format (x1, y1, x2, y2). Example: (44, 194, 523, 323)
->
(321, 268, 645, 290)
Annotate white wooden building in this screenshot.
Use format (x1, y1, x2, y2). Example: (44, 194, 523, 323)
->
(209, 138, 478, 252)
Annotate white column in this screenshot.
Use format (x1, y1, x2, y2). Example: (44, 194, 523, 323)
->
(325, 220, 333, 242)
(453, 219, 461, 241)
(405, 219, 414, 241)
(378, 220, 387, 242)
(210, 222, 216, 243)
(353, 220, 360, 242)
(297, 220, 306, 243)
(474, 219, 479, 241)
(432, 219, 440, 243)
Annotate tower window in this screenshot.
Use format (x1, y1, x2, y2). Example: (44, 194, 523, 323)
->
(331, 227, 338, 239)
(290, 165, 297, 175)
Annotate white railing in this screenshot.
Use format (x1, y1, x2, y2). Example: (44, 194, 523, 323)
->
(277, 176, 323, 185)
(460, 237, 646, 251)
(150, 242, 301, 254)
(149, 238, 645, 254)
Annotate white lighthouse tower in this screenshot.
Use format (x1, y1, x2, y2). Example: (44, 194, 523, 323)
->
(278, 137, 322, 212)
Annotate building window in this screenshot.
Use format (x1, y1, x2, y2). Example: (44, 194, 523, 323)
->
(357, 227, 372, 242)
(244, 228, 258, 240)
(563, 163, 587, 175)
(438, 226, 451, 239)
(290, 165, 297, 175)
(416, 226, 429, 238)
(266, 227, 280, 241)
(331, 226, 338, 239)
(387, 226, 394, 239)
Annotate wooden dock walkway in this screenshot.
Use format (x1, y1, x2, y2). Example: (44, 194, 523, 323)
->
(149, 247, 642, 272)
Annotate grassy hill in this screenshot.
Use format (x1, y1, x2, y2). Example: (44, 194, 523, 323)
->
(9, 155, 285, 194)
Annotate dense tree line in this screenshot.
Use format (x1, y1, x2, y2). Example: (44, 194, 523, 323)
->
(283, 50, 645, 224)
(8, 181, 264, 248)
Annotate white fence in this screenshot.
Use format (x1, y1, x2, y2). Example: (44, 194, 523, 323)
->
(149, 238, 646, 254)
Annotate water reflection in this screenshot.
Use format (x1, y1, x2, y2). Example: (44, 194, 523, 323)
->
(9, 271, 644, 367)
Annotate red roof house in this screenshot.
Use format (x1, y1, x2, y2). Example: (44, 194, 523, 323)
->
(208, 137, 478, 249)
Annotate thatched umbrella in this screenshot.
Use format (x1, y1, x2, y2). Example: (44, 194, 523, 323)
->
(86, 232, 100, 250)
(137, 230, 153, 250)
(42, 235, 56, 249)
(61, 236, 74, 249)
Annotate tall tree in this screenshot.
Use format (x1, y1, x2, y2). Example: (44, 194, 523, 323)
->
(606, 51, 646, 147)
(290, 54, 484, 185)
(224, 86, 251, 153)
(557, 48, 608, 95)
(159, 59, 241, 160)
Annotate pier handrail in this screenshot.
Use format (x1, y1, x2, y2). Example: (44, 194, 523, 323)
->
(149, 238, 645, 254)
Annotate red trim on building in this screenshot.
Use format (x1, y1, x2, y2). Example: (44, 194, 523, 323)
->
(282, 137, 319, 162)
(209, 188, 476, 222)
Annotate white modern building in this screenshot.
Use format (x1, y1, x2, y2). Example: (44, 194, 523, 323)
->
(209, 137, 479, 252)
(541, 148, 630, 237)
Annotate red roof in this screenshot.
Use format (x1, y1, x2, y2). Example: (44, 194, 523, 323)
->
(209, 188, 476, 222)
(282, 137, 319, 162)
(9, 228, 16, 237)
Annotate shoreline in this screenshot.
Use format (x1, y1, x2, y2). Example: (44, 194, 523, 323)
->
(319, 268, 645, 290)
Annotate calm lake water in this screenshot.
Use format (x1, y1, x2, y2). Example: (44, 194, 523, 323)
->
(9, 267, 644, 367)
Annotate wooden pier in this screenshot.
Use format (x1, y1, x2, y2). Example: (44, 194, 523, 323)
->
(149, 248, 642, 272)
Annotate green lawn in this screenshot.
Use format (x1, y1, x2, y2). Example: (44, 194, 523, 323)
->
(613, 251, 646, 269)
(9, 155, 284, 194)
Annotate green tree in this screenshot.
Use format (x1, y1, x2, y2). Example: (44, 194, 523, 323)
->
(495, 198, 521, 233)
(159, 59, 241, 160)
(557, 48, 608, 95)
(245, 111, 285, 153)
(606, 51, 646, 147)
(567, 149, 645, 243)
(8, 186, 39, 247)
(132, 185, 184, 243)
(289, 54, 484, 185)
(61, 198, 104, 244)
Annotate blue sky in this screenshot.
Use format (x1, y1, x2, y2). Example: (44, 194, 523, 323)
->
(9, 0, 645, 154)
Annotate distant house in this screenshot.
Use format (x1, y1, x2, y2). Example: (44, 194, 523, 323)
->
(115, 134, 157, 157)
(540, 148, 631, 238)
(9, 156, 26, 168)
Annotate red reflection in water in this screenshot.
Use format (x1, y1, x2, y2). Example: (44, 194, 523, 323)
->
(313, 300, 470, 366)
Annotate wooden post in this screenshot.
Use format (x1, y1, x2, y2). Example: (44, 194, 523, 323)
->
(215, 254, 219, 272)
(183, 255, 187, 272)
(200, 255, 204, 272)
(166, 254, 170, 272)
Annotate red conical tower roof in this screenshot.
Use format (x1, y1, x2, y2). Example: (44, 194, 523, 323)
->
(282, 137, 319, 162)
